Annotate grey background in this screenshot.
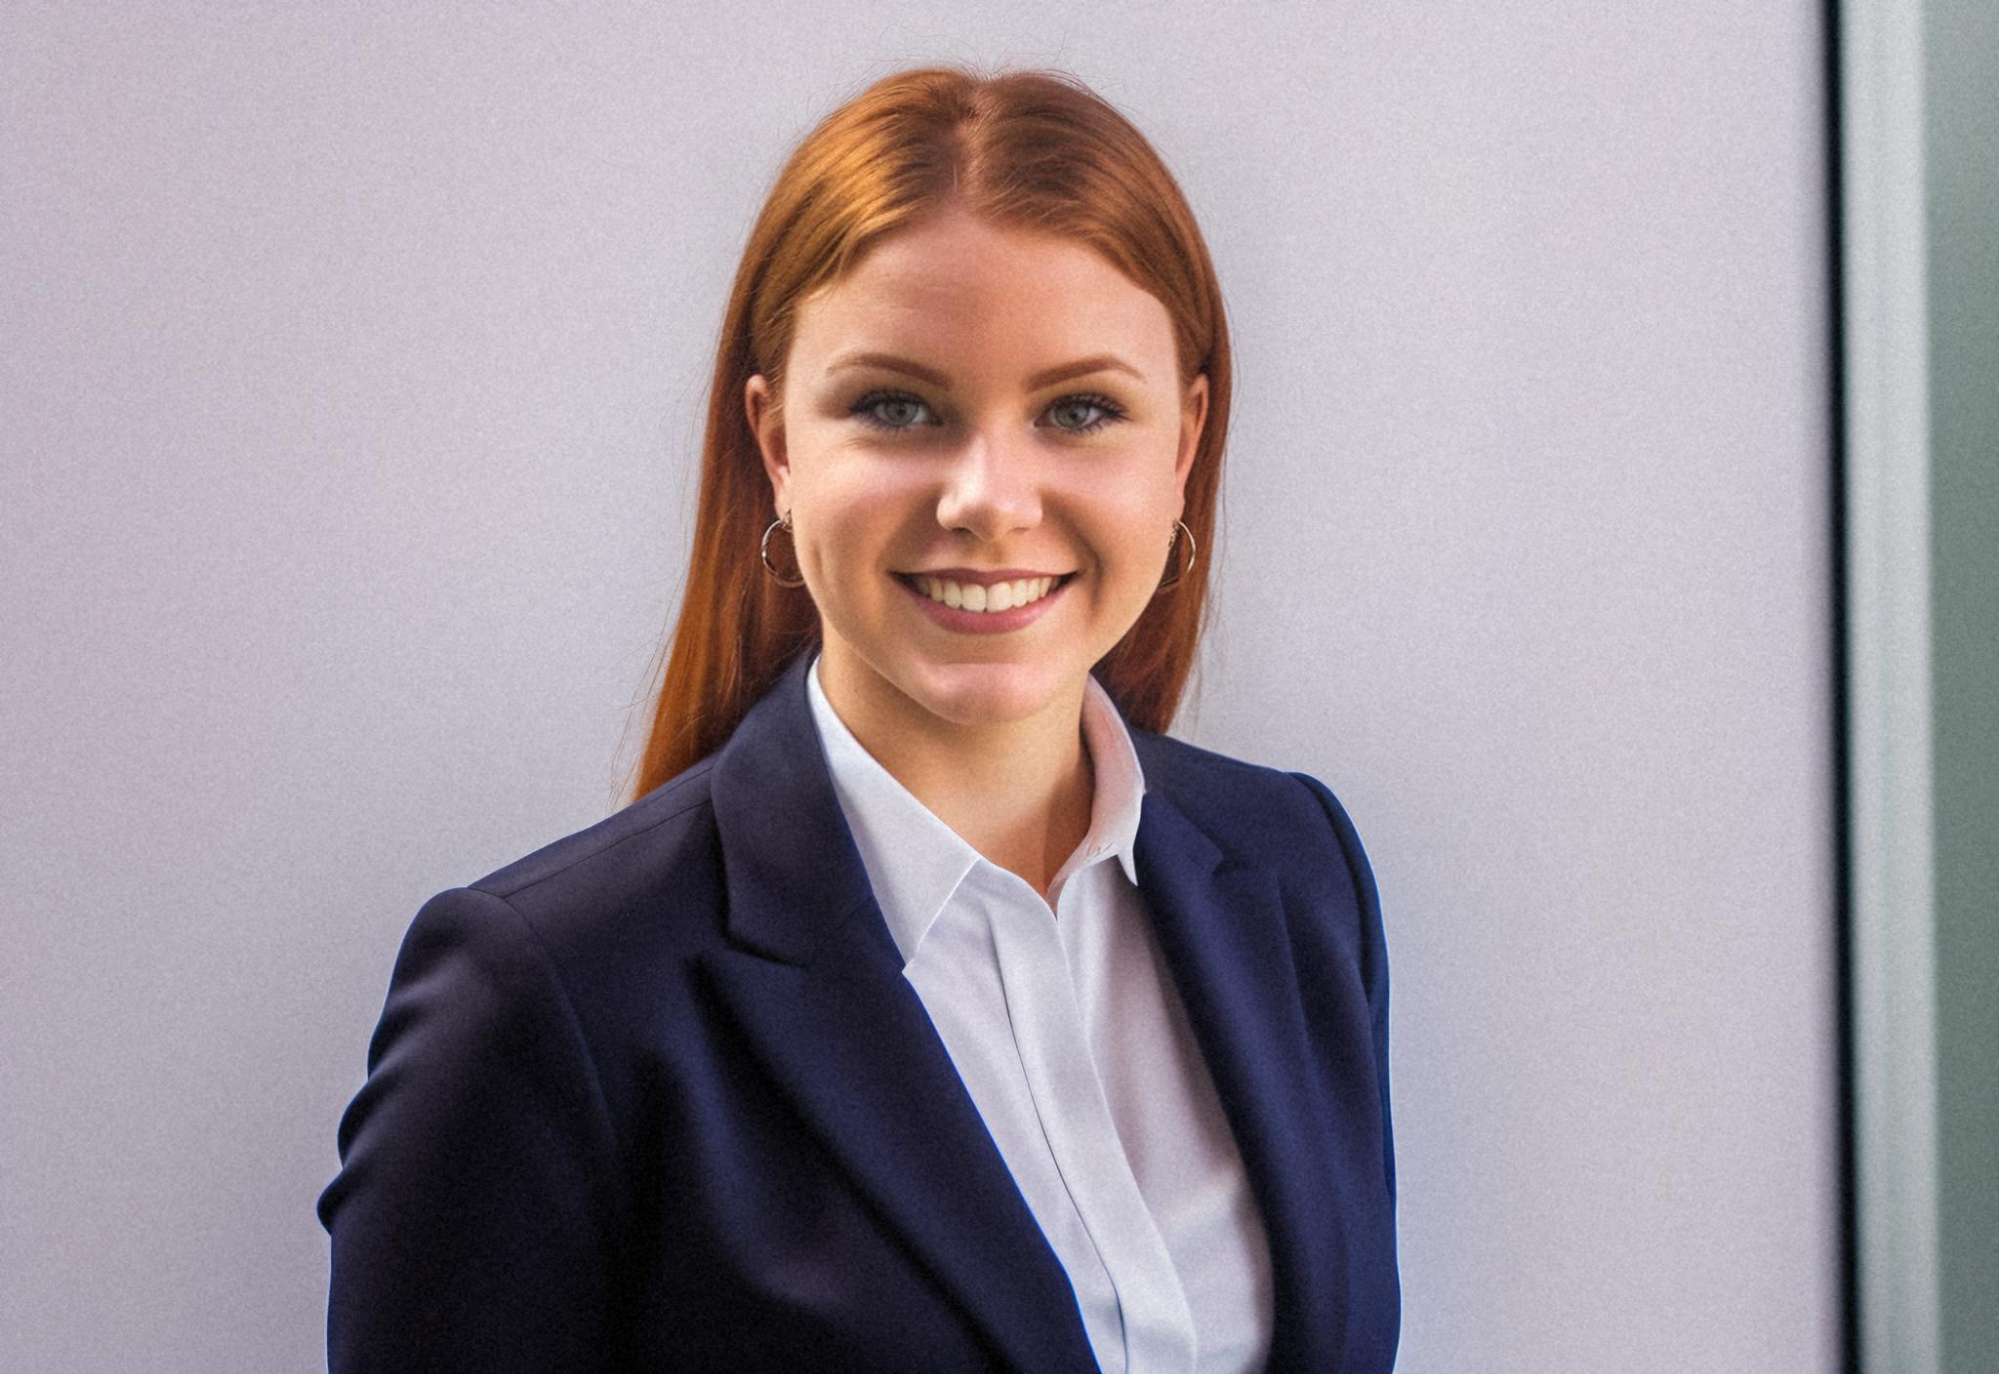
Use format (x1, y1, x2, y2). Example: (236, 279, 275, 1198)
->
(0, 3, 1839, 1370)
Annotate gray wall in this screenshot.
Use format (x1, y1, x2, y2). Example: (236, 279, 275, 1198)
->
(0, 3, 1839, 1370)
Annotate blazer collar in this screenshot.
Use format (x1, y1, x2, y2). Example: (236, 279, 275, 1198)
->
(704, 650, 1351, 1371)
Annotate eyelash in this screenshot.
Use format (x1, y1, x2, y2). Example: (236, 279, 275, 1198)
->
(849, 389, 1128, 436)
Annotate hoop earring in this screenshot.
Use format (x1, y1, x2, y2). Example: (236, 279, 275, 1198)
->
(1155, 519, 1197, 593)
(760, 512, 807, 588)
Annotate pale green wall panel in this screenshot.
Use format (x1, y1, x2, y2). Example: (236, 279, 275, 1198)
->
(1925, 1, 1999, 1369)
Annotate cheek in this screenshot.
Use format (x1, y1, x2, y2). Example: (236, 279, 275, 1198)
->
(794, 459, 921, 575)
(1067, 470, 1176, 559)
(1104, 523, 1173, 598)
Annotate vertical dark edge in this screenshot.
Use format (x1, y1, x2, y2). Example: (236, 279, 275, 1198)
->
(1821, 0, 1861, 1371)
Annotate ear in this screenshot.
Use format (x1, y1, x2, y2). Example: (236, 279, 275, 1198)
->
(744, 373, 790, 516)
(1174, 371, 1209, 505)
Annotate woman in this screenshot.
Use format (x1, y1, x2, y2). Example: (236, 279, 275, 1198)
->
(319, 64, 1398, 1374)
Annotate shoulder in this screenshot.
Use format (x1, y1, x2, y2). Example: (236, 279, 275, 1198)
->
(469, 755, 721, 903)
(1128, 724, 1371, 888)
(351, 754, 735, 1147)
(446, 755, 729, 966)
(369, 755, 733, 1090)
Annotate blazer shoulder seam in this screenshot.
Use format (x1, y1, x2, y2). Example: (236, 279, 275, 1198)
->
(472, 773, 718, 905)
(1136, 728, 1300, 796)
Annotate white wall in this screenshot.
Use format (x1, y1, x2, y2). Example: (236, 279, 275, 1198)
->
(0, 3, 1838, 1369)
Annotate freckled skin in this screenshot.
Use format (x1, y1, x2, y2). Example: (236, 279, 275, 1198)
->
(743, 206, 1207, 880)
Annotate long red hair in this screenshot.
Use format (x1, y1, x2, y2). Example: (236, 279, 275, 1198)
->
(627, 64, 1233, 803)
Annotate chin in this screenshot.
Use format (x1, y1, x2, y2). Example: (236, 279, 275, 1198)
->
(898, 655, 1076, 727)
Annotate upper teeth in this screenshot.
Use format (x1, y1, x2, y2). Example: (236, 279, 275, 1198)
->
(916, 575, 1058, 612)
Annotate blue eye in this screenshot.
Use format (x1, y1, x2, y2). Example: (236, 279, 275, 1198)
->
(849, 389, 1128, 435)
(851, 391, 935, 431)
(1046, 394, 1125, 434)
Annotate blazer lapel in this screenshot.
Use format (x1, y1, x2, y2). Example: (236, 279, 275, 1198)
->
(697, 654, 1351, 1371)
(699, 652, 1099, 1373)
(1127, 743, 1351, 1373)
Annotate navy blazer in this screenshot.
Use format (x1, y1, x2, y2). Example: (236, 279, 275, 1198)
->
(317, 650, 1399, 1372)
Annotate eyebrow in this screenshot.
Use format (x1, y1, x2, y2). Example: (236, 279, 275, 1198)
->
(825, 351, 1146, 390)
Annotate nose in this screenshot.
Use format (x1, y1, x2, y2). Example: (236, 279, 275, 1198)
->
(933, 426, 1043, 543)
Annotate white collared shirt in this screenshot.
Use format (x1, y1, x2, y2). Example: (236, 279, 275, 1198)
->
(806, 654, 1274, 1374)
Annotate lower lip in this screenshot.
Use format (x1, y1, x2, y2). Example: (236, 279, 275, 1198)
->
(894, 574, 1072, 634)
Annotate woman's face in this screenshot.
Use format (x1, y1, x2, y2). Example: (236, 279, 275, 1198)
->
(745, 205, 1208, 732)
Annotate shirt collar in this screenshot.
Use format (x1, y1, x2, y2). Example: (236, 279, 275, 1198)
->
(806, 653, 1146, 968)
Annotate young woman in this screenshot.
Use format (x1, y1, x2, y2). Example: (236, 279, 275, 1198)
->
(319, 64, 1398, 1374)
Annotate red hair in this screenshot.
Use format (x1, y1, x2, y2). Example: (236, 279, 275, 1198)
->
(627, 63, 1233, 803)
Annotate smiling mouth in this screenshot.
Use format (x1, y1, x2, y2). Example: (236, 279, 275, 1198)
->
(895, 567, 1079, 611)
(891, 567, 1079, 583)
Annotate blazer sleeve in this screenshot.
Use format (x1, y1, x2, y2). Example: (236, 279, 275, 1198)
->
(316, 885, 626, 1372)
(1289, 771, 1397, 1212)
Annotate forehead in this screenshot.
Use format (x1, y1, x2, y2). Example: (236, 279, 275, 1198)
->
(788, 211, 1178, 376)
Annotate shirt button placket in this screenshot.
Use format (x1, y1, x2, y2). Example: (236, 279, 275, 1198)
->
(977, 875, 1198, 1374)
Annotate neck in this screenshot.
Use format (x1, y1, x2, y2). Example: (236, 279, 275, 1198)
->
(816, 647, 1095, 902)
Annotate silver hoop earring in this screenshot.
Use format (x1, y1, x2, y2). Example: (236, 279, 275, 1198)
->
(1155, 519, 1197, 593)
(760, 513, 807, 588)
